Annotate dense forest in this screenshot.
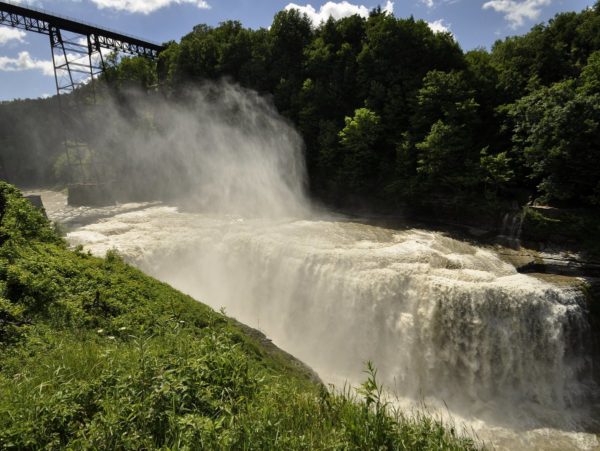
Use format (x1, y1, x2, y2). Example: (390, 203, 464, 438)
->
(1, 2, 599, 217)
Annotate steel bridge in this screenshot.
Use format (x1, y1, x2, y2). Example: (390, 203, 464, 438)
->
(0, 1, 165, 202)
(0, 0, 164, 95)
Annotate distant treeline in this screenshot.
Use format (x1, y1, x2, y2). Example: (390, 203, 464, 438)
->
(2, 2, 600, 212)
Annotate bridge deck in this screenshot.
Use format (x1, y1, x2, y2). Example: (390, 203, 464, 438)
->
(0, 0, 164, 57)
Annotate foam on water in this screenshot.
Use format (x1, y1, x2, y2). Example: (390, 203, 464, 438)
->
(39, 191, 599, 450)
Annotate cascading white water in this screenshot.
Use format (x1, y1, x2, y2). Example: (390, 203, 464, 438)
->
(41, 198, 597, 449)
(36, 83, 599, 449)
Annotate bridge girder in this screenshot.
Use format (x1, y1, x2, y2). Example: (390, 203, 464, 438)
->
(0, 1, 163, 58)
(0, 0, 164, 191)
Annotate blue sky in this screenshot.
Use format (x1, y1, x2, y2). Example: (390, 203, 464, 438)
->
(0, 0, 595, 100)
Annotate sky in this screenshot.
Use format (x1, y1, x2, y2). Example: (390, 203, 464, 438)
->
(0, 0, 596, 100)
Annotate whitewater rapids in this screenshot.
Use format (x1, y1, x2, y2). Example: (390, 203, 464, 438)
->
(37, 190, 599, 450)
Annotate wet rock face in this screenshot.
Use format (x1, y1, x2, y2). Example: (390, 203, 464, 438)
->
(24, 194, 43, 209)
(24, 195, 47, 218)
(495, 244, 600, 279)
(518, 257, 600, 278)
(583, 280, 600, 383)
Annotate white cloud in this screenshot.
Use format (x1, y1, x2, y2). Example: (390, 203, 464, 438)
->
(0, 27, 26, 45)
(7, 0, 43, 5)
(90, 0, 210, 14)
(284, 1, 394, 26)
(482, 0, 552, 28)
(420, 0, 458, 9)
(0, 51, 54, 76)
(427, 18, 451, 33)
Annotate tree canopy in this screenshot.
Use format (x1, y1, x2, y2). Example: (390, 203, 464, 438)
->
(2, 3, 599, 213)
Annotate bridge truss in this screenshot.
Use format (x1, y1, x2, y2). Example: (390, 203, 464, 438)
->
(1, 1, 163, 95)
(0, 1, 164, 197)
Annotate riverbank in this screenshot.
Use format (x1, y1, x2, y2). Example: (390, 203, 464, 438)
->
(0, 184, 479, 448)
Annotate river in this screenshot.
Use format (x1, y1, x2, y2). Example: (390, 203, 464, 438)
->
(35, 189, 599, 451)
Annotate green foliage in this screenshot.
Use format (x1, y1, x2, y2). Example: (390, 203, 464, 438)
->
(580, 50, 600, 95)
(338, 108, 382, 194)
(339, 108, 380, 146)
(402, 70, 483, 194)
(506, 79, 600, 206)
(173, 21, 259, 86)
(0, 182, 59, 245)
(480, 149, 514, 191)
(2, 2, 599, 223)
(0, 185, 477, 449)
(103, 55, 158, 90)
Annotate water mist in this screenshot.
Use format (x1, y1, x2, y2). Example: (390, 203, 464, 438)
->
(86, 82, 310, 218)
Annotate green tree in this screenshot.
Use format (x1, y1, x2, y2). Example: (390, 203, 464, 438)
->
(507, 78, 600, 206)
(269, 9, 313, 119)
(301, 16, 366, 185)
(490, 4, 600, 102)
(401, 70, 481, 194)
(357, 14, 464, 138)
(104, 56, 158, 90)
(479, 148, 515, 195)
(338, 108, 382, 195)
(580, 50, 600, 94)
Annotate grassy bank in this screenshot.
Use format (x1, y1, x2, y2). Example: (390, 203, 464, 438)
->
(0, 182, 477, 449)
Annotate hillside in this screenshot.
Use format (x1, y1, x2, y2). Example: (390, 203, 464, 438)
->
(0, 182, 477, 449)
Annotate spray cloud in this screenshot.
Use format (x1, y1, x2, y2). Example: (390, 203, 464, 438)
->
(83, 81, 310, 218)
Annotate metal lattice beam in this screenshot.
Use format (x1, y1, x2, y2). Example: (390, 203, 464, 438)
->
(0, 0, 163, 193)
(0, 1, 164, 58)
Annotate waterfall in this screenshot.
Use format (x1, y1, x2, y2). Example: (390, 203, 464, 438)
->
(35, 83, 599, 449)
(62, 206, 597, 433)
(498, 209, 525, 248)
